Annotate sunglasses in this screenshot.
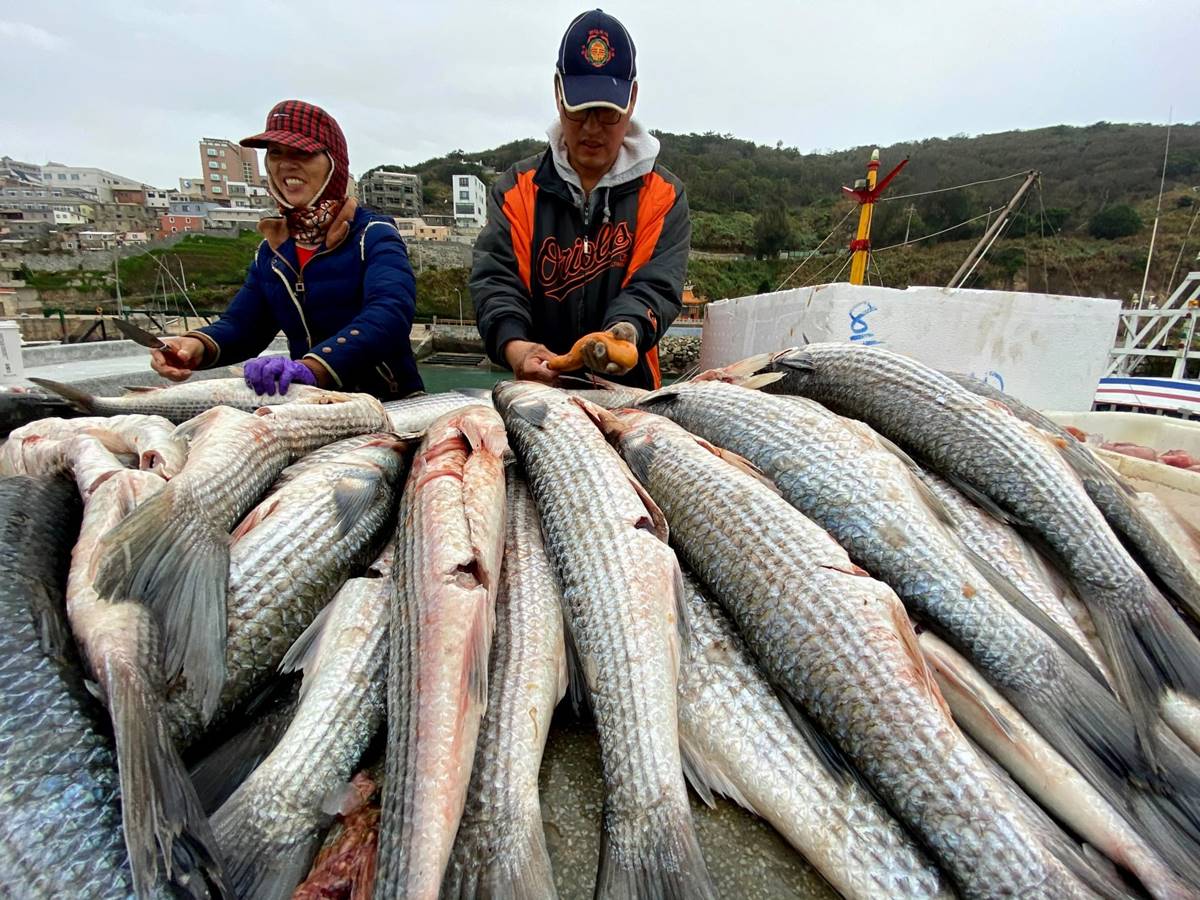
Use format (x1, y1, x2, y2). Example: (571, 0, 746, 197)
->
(559, 100, 625, 126)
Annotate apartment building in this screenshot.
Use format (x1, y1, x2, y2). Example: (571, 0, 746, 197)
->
(198, 138, 267, 202)
(359, 170, 421, 216)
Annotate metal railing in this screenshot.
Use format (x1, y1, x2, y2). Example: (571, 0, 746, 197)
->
(1107, 271, 1200, 378)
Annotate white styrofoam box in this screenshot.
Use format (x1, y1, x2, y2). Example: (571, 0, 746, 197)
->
(0, 321, 23, 384)
(701, 283, 1121, 411)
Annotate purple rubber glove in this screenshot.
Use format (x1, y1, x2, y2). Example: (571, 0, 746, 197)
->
(243, 357, 317, 396)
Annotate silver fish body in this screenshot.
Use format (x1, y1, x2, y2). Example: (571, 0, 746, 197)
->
(164, 439, 406, 745)
(642, 378, 1200, 886)
(770, 343, 1200, 758)
(493, 382, 717, 900)
(377, 406, 509, 900)
(93, 393, 391, 720)
(676, 572, 952, 900)
(603, 406, 1088, 898)
(947, 370, 1200, 628)
(382, 389, 491, 436)
(443, 465, 568, 900)
(211, 540, 392, 900)
(0, 475, 135, 899)
(30, 375, 320, 422)
(67, 465, 226, 898)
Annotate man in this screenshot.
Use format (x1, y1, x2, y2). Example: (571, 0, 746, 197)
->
(471, 9, 690, 389)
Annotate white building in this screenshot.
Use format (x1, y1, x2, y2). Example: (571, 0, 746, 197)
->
(52, 209, 86, 226)
(206, 207, 270, 230)
(144, 189, 172, 210)
(40, 164, 144, 202)
(451, 174, 487, 227)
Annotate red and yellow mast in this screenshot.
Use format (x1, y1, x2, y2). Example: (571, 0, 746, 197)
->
(844, 149, 909, 285)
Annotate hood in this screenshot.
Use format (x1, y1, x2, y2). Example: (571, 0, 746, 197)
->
(547, 118, 660, 199)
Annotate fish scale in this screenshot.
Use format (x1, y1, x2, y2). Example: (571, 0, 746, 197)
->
(377, 406, 509, 900)
(675, 572, 952, 899)
(211, 539, 392, 900)
(0, 475, 134, 899)
(443, 465, 567, 899)
(601, 407, 1089, 899)
(493, 382, 716, 900)
(163, 440, 405, 746)
(768, 344, 1200, 759)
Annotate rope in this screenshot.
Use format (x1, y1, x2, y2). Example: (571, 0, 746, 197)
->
(879, 170, 1031, 203)
(775, 206, 856, 291)
(1036, 184, 1082, 295)
(802, 252, 853, 289)
(1166, 197, 1200, 294)
(797, 250, 850, 288)
(873, 208, 999, 253)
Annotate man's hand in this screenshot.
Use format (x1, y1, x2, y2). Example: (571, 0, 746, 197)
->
(503, 340, 558, 384)
(150, 336, 205, 382)
(580, 322, 639, 376)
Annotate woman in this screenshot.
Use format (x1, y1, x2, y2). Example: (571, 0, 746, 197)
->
(151, 100, 424, 397)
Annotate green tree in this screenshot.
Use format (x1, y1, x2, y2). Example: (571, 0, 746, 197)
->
(1088, 204, 1143, 239)
(753, 206, 793, 259)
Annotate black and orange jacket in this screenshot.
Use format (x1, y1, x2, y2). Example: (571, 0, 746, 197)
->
(470, 146, 690, 389)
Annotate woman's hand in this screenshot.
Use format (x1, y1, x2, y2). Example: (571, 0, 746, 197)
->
(150, 336, 205, 382)
(503, 340, 558, 384)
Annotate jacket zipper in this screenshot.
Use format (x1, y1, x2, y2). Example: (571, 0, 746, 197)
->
(271, 244, 335, 351)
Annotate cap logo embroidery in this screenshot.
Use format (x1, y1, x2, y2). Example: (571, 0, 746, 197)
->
(582, 29, 614, 68)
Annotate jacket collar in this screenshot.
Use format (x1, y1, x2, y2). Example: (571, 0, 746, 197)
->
(258, 197, 359, 252)
(545, 118, 660, 199)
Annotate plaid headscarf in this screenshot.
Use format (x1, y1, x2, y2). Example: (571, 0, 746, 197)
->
(241, 100, 350, 245)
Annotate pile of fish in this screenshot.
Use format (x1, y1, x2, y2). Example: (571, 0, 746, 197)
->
(4, 349, 1200, 900)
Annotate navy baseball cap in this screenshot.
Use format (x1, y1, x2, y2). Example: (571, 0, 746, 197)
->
(556, 10, 637, 114)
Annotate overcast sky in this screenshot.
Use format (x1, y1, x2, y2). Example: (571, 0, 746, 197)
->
(3, 0, 1197, 189)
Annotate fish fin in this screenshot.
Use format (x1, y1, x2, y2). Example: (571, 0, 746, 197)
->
(32, 582, 72, 662)
(632, 384, 682, 408)
(187, 693, 296, 815)
(679, 734, 753, 812)
(211, 790, 321, 900)
(735, 372, 786, 390)
(690, 436, 781, 495)
(93, 488, 228, 719)
(919, 634, 1018, 744)
(442, 808, 557, 900)
(936, 470, 1023, 528)
(1087, 582, 1200, 764)
(464, 597, 492, 710)
(960, 542, 1110, 685)
(670, 560, 691, 665)
(453, 387, 494, 400)
(887, 591, 954, 721)
(279, 600, 336, 697)
(505, 396, 551, 429)
(623, 460, 670, 545)
(122, 385, 163, 394)
(561, 616, 592, 718)
(333, 472, 385, 539)
(693, 353, 775, 383)
(107, 654, 228, 898)
(772, 348, 814, 374)
(774, 689, 877, 791)
(28, 377, 97, 413)
(595, 804, 716, 900)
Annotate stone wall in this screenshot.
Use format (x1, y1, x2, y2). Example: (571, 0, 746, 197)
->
(408, 240, 472, 270)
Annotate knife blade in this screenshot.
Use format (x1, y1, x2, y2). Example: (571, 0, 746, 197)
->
(112, 317, 170, 350)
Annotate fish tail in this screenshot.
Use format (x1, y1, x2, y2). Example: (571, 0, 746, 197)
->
(442, 810, 558, 900)
(211, 786, 319, 900)
(1088, 580, 1200, 762)
(28, 376, 97, 413)
(106, 653, 228, 898)
(595, 803, 716, 900)
(94, 488, 228, 718)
